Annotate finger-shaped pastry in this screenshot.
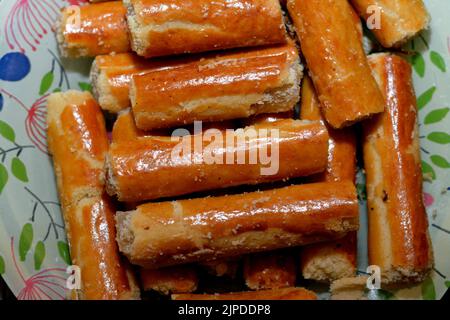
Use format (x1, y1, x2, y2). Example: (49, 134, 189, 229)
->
(57, 1, 131, 57)
(242, 112, 298, 291)
(140, 266, 198, 295)
(244, 250, 297, 290)
(364, 53, 433, 283)
(47, 91, 139, 300)
(299, 76, 357, 282)
(106, 113, 329, 202)
(115, 181, 359, 268)
(287, 0, 384, 128)
(124, 0, 287, 58)
(130, 42, 302, 130)
(172, 287, 317, 300)
(350, 0, 430, 48)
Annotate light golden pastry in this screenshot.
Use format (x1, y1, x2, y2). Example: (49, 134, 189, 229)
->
(350, 0, 430, 48)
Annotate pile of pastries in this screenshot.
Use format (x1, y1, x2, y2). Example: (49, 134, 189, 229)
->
(47, 0, 433, 300)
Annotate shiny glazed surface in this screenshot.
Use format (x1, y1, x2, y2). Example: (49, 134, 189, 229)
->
(287, 0, 385, 128)
(364, 54, 433, 281)
(47, 92, 137, 299)
(93, 53, 195, 112)
(131, 43, 299, 129)
(128, 0, 287, 57)
(61, 1, 130, 56)
(108, 114, 329, 202)
(350, 0, 430, 47)
(116, 181, 359, 267)
(299, 75, 358, 281)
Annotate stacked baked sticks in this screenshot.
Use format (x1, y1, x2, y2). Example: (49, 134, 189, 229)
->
(47, 0, 433, 300)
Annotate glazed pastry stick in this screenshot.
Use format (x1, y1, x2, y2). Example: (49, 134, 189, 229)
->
(57, 1, 130, 57)
(350, 0, 430, 48)
(115, 181, 359, 268)
(130, 42, 302, 130)
(364, 53, 433, 283)
(299, 76, 358, 282)
(287, 0, 384, 128)
(242, 113, 298, 290)
(140, 266, 198, 295)
(173, 287, 317, 300)
(124, 0, 287, 58)
(106, 112, 329, 202)
(47, 91, 139, 300)
(243, 250, 297, 290)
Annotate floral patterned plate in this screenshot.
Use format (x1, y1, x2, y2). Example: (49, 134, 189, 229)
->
(0, 0, 449, 300)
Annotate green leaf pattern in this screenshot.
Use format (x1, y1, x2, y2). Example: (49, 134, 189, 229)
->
(0, 120, 16, 143)
(430, 51, 446, 72)
(78, 82, 92, 92)
(19, 223, 33, 261)
(34, 241, 46, 270)
(424, 108, 449, 124)
(39, 71, 54, 95)
(421, 161, 436, 180)
(421, 277, 436, 300)
(11, 157, 29, 182)
(57, 241, 71, 265)
(411, 53, 426, 77)
(417, 86, 436, 110)
(410, 47, 449, 176)
(0, 255, 5, 275)
(0, 163, 8, 194)
(431, 155, 450, 168)
(428, 132, 450, 144)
